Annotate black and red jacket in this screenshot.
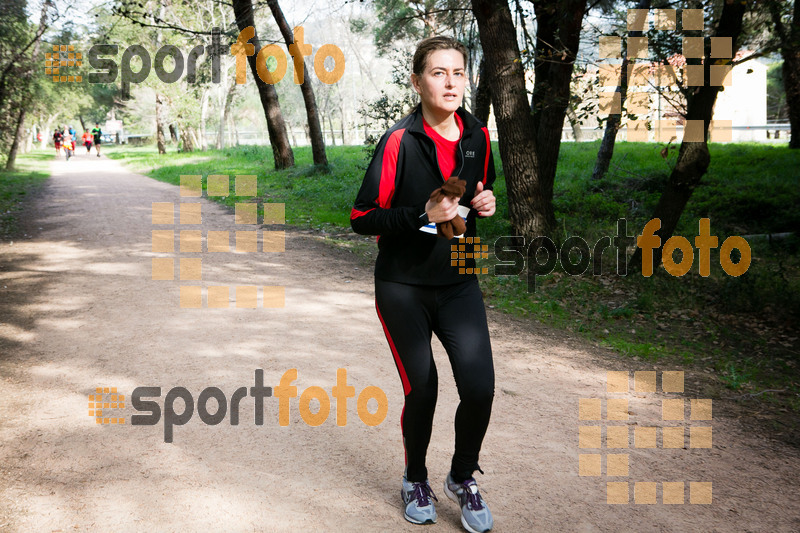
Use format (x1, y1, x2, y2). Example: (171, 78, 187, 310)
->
(351, 104, 496, 285)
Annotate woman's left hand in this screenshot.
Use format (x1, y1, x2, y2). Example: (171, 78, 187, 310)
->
(471, 181, 496, 217)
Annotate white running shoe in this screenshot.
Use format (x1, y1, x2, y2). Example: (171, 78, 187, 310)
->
(402, 476, 438, 525)
(444, 473, 493, 533)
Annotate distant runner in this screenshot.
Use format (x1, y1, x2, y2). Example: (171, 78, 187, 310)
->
(82, 130, 93, 153)
(53, 129, 63, 157)
(91, 123, 102, 157)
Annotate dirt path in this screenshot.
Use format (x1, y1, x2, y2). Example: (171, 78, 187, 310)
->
(1, 151, 798, 532)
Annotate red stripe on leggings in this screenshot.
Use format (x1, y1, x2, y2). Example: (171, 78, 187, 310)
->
(375, 300, 411, 395)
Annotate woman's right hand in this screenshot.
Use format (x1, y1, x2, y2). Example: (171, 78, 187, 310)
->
(425, 196, 460, 223)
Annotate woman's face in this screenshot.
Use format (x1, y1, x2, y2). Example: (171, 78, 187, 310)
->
(411, 49, 466, 117)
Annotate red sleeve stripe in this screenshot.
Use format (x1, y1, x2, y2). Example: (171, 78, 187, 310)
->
(378, 128, 405, 208)
(482, 127, 491, 186)
(350, 207, 375, 220)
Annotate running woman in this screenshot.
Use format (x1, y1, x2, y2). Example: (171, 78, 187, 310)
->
(82, 130, 93, 153)
(53, 129, 63, 157)
(351, 36, 497, 533)
(91, 123, 102, 157)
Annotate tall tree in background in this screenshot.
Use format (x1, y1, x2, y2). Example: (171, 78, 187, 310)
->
(4, 0, 52, 170)
(629, 0, 748, 271)
(530, 0, 588, 233)
(266, 0, 327, 166)
(769, 0, 799, 148)
(471, 0, 543, 236)
(231, 0, 294, 168)
(472, 0, 586, 237)
(592, 0, 652, 181)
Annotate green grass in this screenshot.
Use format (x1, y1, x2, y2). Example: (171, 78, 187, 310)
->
(0, 150, 51, 239)
(105, 141, 800, 419)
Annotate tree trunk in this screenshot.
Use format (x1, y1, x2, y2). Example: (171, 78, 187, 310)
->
(5, 107, 26, 171)
(565, 104, 583, 142)
(200, 89, 209, 150)
(327, 114, 336, 146)
(180, 123, 194, 152)
(155, 92, 167, 154)
(169, 123, 178, 143)
(218, 75, 236, 149)
(592, 0, 650, 180)
(231, 0, 294, 169)
(530, 0, 587, 235)
(41, 113, 58, 150)
(770, 0, 800, 149)
(629, 0, 747, 271)
(473, 57, 492, 125)
(472, 0, 544, 238)
(266, 0, 328, 167)
(189, 127, 200, 152)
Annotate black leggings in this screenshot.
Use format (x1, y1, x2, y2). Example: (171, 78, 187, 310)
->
(375, 277, 494, 483)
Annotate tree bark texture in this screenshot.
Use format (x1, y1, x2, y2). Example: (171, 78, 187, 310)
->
(472, 0, 545, 238)
(629, 0, 747, 271)
(231, 0, 294, 168)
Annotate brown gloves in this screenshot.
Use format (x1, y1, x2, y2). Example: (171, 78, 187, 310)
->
(428, 177, 467, 239)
